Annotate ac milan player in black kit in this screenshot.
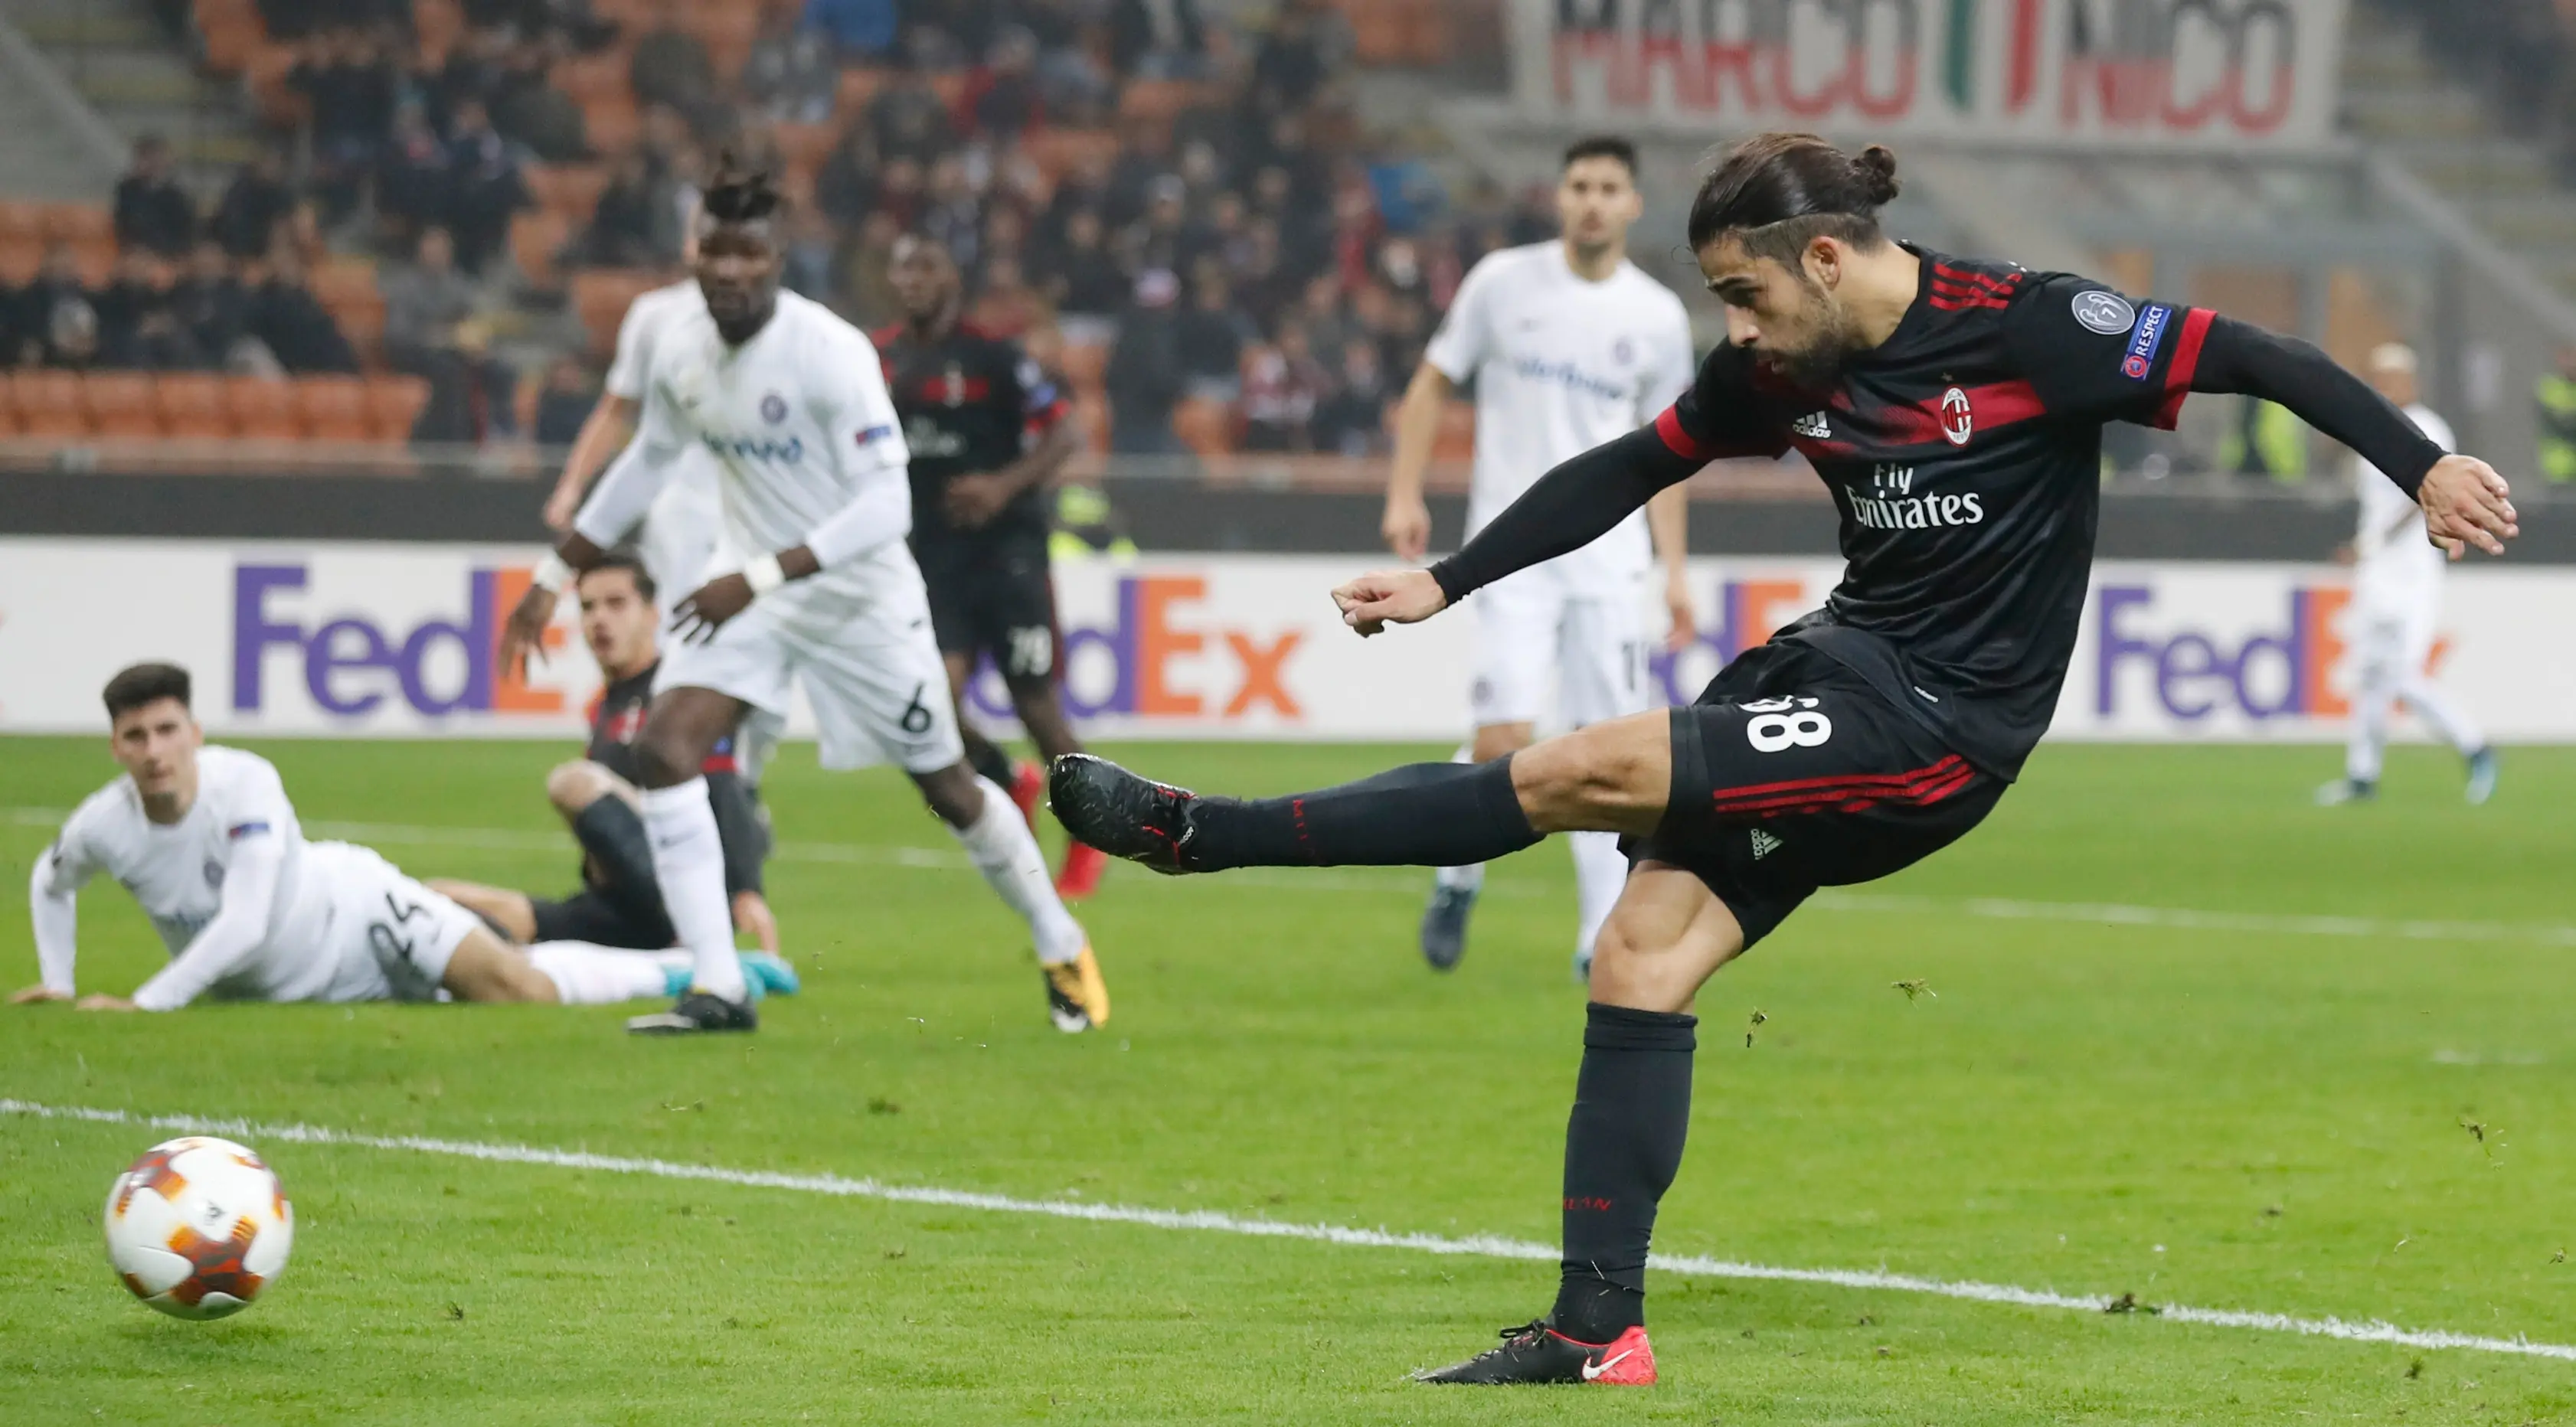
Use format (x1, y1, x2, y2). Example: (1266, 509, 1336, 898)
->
(1050, 135, 2522, 1385)
(880, 233, 1110, 898)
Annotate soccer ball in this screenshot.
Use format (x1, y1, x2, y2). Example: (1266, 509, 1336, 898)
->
(102, 1136, 294, 1319)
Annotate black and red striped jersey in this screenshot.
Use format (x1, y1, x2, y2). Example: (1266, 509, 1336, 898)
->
(873, 318, 1069, 543)
(1658, 244, 2215, 778)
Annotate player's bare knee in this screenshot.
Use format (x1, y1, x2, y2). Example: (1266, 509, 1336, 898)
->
(545, 759, 616, 815)
(1512, 719, 1669, 834)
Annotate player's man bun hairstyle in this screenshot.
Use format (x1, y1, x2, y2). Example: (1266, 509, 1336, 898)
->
(1687, 132, 1901, 265)
(1561, 133, 1639, 177)
(103, 661, 191, 720)
(581, 550, 656, 602)
(701, 153, 782, 224)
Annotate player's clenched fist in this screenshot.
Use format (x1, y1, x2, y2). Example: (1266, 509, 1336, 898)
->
(1332, 568, 1450, 636)
(2417, 454, 2518, 559)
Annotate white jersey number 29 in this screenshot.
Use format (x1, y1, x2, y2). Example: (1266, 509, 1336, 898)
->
(1742, 697, 1833, 753)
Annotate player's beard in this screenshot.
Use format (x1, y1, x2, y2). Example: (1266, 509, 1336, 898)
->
(1766, 278, 1870, 391)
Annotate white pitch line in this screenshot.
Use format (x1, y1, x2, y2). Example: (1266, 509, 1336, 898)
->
(11, 805, 2576, 946)
(4, 1098, 2570, 1363)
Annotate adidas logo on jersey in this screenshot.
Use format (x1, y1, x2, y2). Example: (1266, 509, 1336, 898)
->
(1749, 828, 1783, 860)
(1791, 411, 1832, 439)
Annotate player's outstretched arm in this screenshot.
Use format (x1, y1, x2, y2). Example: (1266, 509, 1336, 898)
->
(14, 845, 81, 1004)
(542, 393, 639, 533)
(2190, 320, 2518, 557)
(1382, 363, 1455, 561)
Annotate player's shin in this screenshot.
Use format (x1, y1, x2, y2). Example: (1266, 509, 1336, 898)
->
(1554, 1003, 1696, 1343)
(1188, 758, 1541, 870)
(570, 797, 659, 915)
(526, 942, 671, 1004)
(638, 779, 750, 1001)
(953, 776, 1087, 965)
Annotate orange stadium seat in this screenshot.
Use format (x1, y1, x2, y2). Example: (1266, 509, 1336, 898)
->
(1404, 0, 1451, 64)
(1027, 129, 1120, 185)
(582, 100, 642, 155)
(41, 204, 112, 243)
(298, 375, 373, 442)
(511, 210, 571, 288)
(366, 374, 430, 443)
(227, 375, 306, 442)
(1118, 80, 1205, 125)
(310, 260, 384, 360)
(0, 237, 44, 285)
(414, 0, 464, 65)
(527, 163, 610, 220)
(68, 237, 117, 286)
(835, 67, 887, 116)
(156, 374, 234, 439)
(0, 202, 44, 240)
(773, 122, 843, 186)
(193, 0, 265, 73)
(573, 268, 658, 358)
(688, 8, 762, 83)
(246, 45, 309, 129)
(553, 54, 632, 108)
(1172, 396, 1237, 456)
(14, 371, 89, 438)
(82, 373, 162, 439)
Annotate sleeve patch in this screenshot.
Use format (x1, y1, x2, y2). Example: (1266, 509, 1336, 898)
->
(226, 821, 271, 840)
(2072, 289, 2136, 335)
(2121, 304, 2174, 380)
(854, 423, 896, 447)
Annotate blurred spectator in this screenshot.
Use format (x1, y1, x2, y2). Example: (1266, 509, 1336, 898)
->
(919, 155, 982, 273)
(446, 100, 534, 275)
(94, 250, 203, 371)
(1293, 272, 1355, 361)
(839, 211, 904, 327)
(963, 28, 1045, 139)
(40, 297, 101, 371)
(492, 40, 590, 162)
(384, 228, 515, 439)
(18, 244, 94, 366)
(1104, 125, 1175, 228)
(631, 0, 718, 126)
(168, 241, 255, 368)
(1231, 217, 1298, 331)
(113, 136, 198, 259)
(250, 251, 361, 374)
(965, 255, 1045, 338)
(429, 24, 512, 136)
(580, 151, 672, 266)
(781, 206, 837, 300)
(1129, 175, 1189, 273)
(1238, 322, 1326, 452)
(1174, 263, 1250, 397)
(868, 73, 956, 166)
(1311, 335, 1390, 455)
(1036, 207, 1129, 332)
(257, 0, 329, 41)
(1252, 2, 1329, 110)
(1109, 0, 1208, 79)
(534, 355, 596, 445)
(803, 0, 897, 57)
(293, 26, 400, 217)
(212, 151, 296, 261)
(744, 7, 838, 124)
(1105, 268, 1185, 454)
(374, 106, 456, 254)
(815, 124, 883, 226)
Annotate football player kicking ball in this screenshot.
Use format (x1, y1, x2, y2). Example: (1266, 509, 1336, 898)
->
(502, 164, 1108, 1037)
(1051, 133, 2519, 1383)
(15, 664, 682, 1013)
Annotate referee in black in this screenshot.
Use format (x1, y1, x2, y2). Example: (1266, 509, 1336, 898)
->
(1051, 133, 2519, 1385)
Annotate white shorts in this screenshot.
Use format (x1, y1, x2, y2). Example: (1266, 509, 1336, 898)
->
(307, 841, 482, 1003)
(654, 562, 965, 774)
(2352, 586, 2438, 681)
(1468, 570, 1653, 730)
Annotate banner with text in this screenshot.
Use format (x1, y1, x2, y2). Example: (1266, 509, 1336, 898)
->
(1509, 0, 2349, 152)
(0, 540, 2568, 743)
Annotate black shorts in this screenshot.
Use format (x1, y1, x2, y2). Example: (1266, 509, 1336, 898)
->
(528, 885, 672, 950)
(915, 527, 1059, 684)
(1629, 639, 2007, 949)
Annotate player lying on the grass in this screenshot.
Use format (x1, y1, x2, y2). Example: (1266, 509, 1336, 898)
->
(501, 161, 1110, 1037)
(1050, 132, 2521, 1386)
(428, 553, 788, 975)
(881, 233, 1110, 900)
(11, 663, 701, 1013)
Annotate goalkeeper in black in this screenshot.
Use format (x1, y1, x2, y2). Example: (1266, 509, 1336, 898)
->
(1050, 132, 2520, 1386)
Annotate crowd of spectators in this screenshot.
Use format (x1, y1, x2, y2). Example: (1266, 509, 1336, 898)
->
(23, 0, 1568, 456)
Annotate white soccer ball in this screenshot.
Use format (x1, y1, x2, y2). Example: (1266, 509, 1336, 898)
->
(102, 1135, 294, 1320)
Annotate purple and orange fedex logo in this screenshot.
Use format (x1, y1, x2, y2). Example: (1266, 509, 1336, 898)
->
(965, 574, 1305, 723)
(2094, 583, 2351, 720)
(233, 563, 567, 718)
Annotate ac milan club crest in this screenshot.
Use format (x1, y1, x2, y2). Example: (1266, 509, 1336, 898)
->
(1940, 387, 1973, 446)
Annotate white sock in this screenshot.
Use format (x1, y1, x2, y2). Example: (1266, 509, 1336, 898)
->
(1569, 831, 1629, 963)
(1435, 742, 1486, 893)
(953, 775, 1087, 965)
(2347, 660, 2394, 784)
(640, 779, 748, 1001)
(526, 942, 672, 1004)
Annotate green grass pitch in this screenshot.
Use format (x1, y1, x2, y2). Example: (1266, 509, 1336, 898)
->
(3, 734, 2574, 1424)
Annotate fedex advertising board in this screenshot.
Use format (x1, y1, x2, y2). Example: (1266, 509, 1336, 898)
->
(0, 540, 2568, 744)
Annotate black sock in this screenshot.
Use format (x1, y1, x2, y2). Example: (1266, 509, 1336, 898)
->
(1554, 1002, 1697, 1342)
(963, 727, 1018, 789)
(571, 798, 662, 919)
(1184, 756, 1539, 870)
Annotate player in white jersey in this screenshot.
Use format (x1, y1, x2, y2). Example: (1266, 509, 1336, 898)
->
(1381, 136, 1701, 979)
(546, 278, 725, 606)
(2318, 343, 2498, 806)
(502, 165, 1109, 1037)
(11, 664, 699, 1013)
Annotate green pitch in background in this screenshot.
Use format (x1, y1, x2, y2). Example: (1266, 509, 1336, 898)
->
(3, 737, 2572, 1425)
